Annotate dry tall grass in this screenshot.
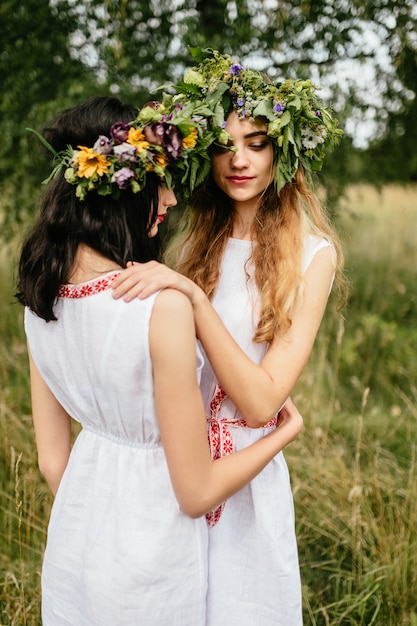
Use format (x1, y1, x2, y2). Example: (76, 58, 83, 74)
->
(1, 184, 417, 625)
(288, 184, 417, 625)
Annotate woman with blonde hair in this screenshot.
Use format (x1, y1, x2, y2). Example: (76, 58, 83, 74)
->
(113, 48, 347, 625)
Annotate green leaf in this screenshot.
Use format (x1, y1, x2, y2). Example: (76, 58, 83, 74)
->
(253, 99, 275, 121)
(283, 126, 289, 156)
(206, 82, 230, 109)
(26, 127, 59, 158)
(213, 102, 226, 128)
(188, 46, 214, 63)
(279, 110, 291, 127)
(287, 96, 301, 110)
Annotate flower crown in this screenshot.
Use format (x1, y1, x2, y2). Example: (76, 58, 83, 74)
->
(164, 47, 343, 192)
(29, 101, 214, 200)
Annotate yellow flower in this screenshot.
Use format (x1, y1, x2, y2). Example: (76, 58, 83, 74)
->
(146, 152, 169, 173)
(137, 141, 151, 154)
(155, 152, 169, 169)
(74, 147, 110, 178)
(127, 127, 150, 153)
(182, 127, 198, 149)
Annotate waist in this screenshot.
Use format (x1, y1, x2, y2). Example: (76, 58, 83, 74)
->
(206, 414, 278, 430)
(82, 425, 163, 449)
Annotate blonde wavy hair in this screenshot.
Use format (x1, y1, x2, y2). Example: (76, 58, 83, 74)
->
(165, 168, 347, 344)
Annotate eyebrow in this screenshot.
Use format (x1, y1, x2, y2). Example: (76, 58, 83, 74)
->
(244, 131, 268, 139)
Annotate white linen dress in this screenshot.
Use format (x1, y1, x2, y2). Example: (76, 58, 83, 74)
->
(200, 235, 332, 626)
(24, 272, 208, 626)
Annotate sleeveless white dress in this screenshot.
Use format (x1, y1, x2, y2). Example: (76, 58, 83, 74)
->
(24, 272, 208, 626)
(200, 235, 332, 626)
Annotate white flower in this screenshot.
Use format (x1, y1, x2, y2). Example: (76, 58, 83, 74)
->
(301, 126, 326, 150)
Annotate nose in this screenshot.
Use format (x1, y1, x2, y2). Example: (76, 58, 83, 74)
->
(230, 147, 249, 169)
(160, 186, 177, 208)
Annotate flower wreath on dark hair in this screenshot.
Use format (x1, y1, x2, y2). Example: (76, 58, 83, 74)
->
(27, 99, 216, 200)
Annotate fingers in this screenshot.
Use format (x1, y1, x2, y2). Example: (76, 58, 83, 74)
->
(113, 281, 146, 301)
(112, 264, 156, 301)
(111, 261, 195, 302)
(280, 396, 301, 419)
(276, 396, 303, 439)
(112, 261, 178, 301)
(114, 275, 162, 301)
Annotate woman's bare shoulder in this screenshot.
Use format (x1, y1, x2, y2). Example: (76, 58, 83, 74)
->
(150, 289, 194, 348)
(153, 288, 193, 316)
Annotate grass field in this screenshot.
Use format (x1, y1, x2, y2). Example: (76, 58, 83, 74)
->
(1, 184, 416, 625)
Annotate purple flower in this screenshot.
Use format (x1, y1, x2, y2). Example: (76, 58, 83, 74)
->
(147, 121, 166, 145)
(93, 135, 113, 155)
(315, 110, 322, 118)
(144, 120, 183, 159)
(273, 102, 284, 114)
(164, 125, 182, 159)
(111, 167, 134, 190)
(146, 100, 163, 110)
(221, 121, 227, 129)
(237, 98, 245, 107)
(192, 114, 208, 130)
(113, 142, 138, 163)
(110, 122, 132, 145)
(229, 63, 243, 75)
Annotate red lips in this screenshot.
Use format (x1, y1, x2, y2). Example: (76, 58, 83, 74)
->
(226, 176, 254, 184)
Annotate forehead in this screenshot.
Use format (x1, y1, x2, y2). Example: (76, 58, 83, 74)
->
(224, 110, 268, 136)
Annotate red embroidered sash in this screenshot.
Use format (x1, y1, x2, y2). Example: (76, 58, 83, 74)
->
(206, 384, 278, 527)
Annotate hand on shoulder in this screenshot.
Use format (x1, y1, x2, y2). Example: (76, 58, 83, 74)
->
(112, 260, 202, 304)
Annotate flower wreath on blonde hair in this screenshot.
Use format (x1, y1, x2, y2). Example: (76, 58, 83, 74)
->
(159, 46, 343, 192)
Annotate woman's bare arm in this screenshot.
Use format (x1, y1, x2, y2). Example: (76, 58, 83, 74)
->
(189, 247, 335, 425)
(28, 345, 72, 495)
(150, 289, 303, 518)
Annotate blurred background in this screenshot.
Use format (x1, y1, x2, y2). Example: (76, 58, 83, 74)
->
(1, 2, 416, 624)
(1, 0, 417, 229)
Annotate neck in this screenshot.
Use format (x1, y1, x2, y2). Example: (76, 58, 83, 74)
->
(232, 201, 258, 240)
(68, 244, 122, 284)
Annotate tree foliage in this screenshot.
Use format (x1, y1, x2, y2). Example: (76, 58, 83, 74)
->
(0, 0, 96, 229)
(1, 0, 416, 230)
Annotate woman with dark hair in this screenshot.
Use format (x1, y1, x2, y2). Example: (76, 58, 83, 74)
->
(16, 95, 303, 625)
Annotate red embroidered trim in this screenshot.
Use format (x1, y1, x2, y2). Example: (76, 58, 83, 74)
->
(205, 384, 278, 527)
(58, 272, 121, 299)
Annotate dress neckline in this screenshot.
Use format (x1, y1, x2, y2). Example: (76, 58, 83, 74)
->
(58, 271, 121, 299)
(228, 237, 253, 245)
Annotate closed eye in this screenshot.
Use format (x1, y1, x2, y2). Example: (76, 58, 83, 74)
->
(250, 141, 270, 150)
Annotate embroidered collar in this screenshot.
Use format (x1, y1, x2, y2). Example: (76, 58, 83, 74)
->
(58, 271, 121, 299)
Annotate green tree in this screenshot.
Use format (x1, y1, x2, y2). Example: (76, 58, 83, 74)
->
(1, 0, 416, 230)
(0, 0, 95, 230)
(60, 0, 416, 118)
(361, 42, 417, 183)
(46, 0, 417, 190)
